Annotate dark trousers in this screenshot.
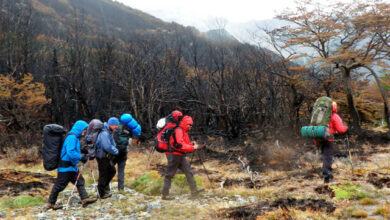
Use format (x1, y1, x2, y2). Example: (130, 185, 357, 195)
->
(320, 141, 333, 179)
(162, 154, 197, 196)
(114, 151, 127, 190)
(97, 157, 116, 197)
(48, 171, 88, 204)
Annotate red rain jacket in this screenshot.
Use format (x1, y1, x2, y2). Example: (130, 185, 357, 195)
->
(315, 104, 348, 145)
(166, 116, 195, 156)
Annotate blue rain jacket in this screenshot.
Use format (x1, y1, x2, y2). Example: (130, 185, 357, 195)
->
(96, 122, 119, 158)
(58, 120, 88, 172)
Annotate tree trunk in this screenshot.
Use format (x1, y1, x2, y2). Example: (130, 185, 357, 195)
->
(364, 66, 390, 133)
(341, 67, 360, 130)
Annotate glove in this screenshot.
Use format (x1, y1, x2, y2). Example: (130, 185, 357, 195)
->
(80, 155, 88, 164)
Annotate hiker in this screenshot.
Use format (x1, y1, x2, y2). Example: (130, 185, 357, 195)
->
(316, 101, 348, 183)
(95, 117, 119, 198)
(113, 113, 141, 191)
(162, 115, 204, 200)
(46, 120, 97, 210)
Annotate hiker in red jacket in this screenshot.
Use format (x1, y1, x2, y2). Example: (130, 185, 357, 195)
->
(161, 115, 204, 200)
(316, 101, 348, 183)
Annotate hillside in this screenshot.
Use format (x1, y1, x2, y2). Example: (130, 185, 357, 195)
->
(19, 0, 173, 40)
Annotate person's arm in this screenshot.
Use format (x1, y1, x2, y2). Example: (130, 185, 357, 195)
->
(174, 128, 194, 152)
(100, 132, 119, 155)
(331, 113, 348, 134)
(65, 135, 82, 164)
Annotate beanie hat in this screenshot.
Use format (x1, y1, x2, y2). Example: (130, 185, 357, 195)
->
(108, 117, 119, 126)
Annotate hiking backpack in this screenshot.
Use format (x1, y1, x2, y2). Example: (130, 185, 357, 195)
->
(301, 96, 334, 139)
(84, 119, 103, 160)
(42, 124, 67, 171)
(310, 96, 333, 126)
(154, 113, 183, 153)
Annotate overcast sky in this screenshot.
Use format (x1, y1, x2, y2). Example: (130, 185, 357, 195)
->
(114, 0, 296, 31)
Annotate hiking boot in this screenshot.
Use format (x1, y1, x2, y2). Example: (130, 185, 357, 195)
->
(100, 193, 112, 199)
(45, 203, 63, 211)
(324, 176, 333, 184)
(81, 198, 97, 207)
(191, 188, 205, 197)
(161, 195, 175, 200)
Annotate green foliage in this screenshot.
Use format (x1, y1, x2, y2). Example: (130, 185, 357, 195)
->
(130, 170, 163, 196)
(330, 182, 370, 200)
(130, 171, 203, 196)
(0, 195, 44, 210)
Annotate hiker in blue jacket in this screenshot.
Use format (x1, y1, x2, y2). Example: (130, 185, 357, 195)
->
(46, 120, 96, 210)
(95, 117, 119, 198)
(113, 113, 142, 191)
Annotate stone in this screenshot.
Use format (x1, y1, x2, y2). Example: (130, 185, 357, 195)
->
(234, 195, 248, 205)
(138, 212, 151, 218)
(116, 194, 127, 200)
(248, 196, 259, 203)
(0, 211, 6, 218)
(146, 201, 162, 211)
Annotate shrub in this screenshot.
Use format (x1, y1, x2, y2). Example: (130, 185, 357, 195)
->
(330, 182, 370, 200)
(130, 171, 203, 196)
(0, 195, 44, 210)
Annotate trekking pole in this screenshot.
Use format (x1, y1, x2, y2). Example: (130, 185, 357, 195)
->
(88, 159, 100, 199)
(65, 163, 87, 210)
(146, 147, 155, 170)
(345, 133, 354, 174)
(196, 149, 212, 187)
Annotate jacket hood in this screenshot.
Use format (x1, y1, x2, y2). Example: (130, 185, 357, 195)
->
(179, 116, 193, 132)
(102, 122, 109, 131)
(332, 101, 338, 113)
(70, 120, 88, 137)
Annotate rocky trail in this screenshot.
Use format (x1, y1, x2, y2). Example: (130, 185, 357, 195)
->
(2, 137, 390, 219)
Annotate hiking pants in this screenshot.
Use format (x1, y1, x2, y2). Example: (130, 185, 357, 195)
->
(97, 157, 116, 197)
(320, 141, 333, 179)
(162, 154, 197, 196)
(48, 171, 88, 204)
(115, 151, 127, 190)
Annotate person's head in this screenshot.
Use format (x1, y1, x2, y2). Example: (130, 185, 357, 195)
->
(71, 120, 88, 137)
(180, 115, 193, 131)
(332, 101, 338, 113)
(108, 117, 119, 131)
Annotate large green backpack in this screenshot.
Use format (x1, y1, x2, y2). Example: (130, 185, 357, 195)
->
(301, 97, 333, 139)
(310, 96, 333, 126)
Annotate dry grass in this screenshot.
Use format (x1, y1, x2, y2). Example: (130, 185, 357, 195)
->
(257, 207, 332, 220)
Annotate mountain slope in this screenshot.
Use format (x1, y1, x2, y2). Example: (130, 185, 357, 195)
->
(21, 0, 175, 40)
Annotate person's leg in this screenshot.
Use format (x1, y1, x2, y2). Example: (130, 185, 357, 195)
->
(162, 154, 180, 199)
(178, 156, 197, 192)
(322, 141, 334, 182)
(97, 158, 108, 197)
(68, 172, 88, 200)
(69, 172, 97, 206)
(48, 172, 71, 204)
(106, 158, 116, 191)
(117, 154, 127, 190)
